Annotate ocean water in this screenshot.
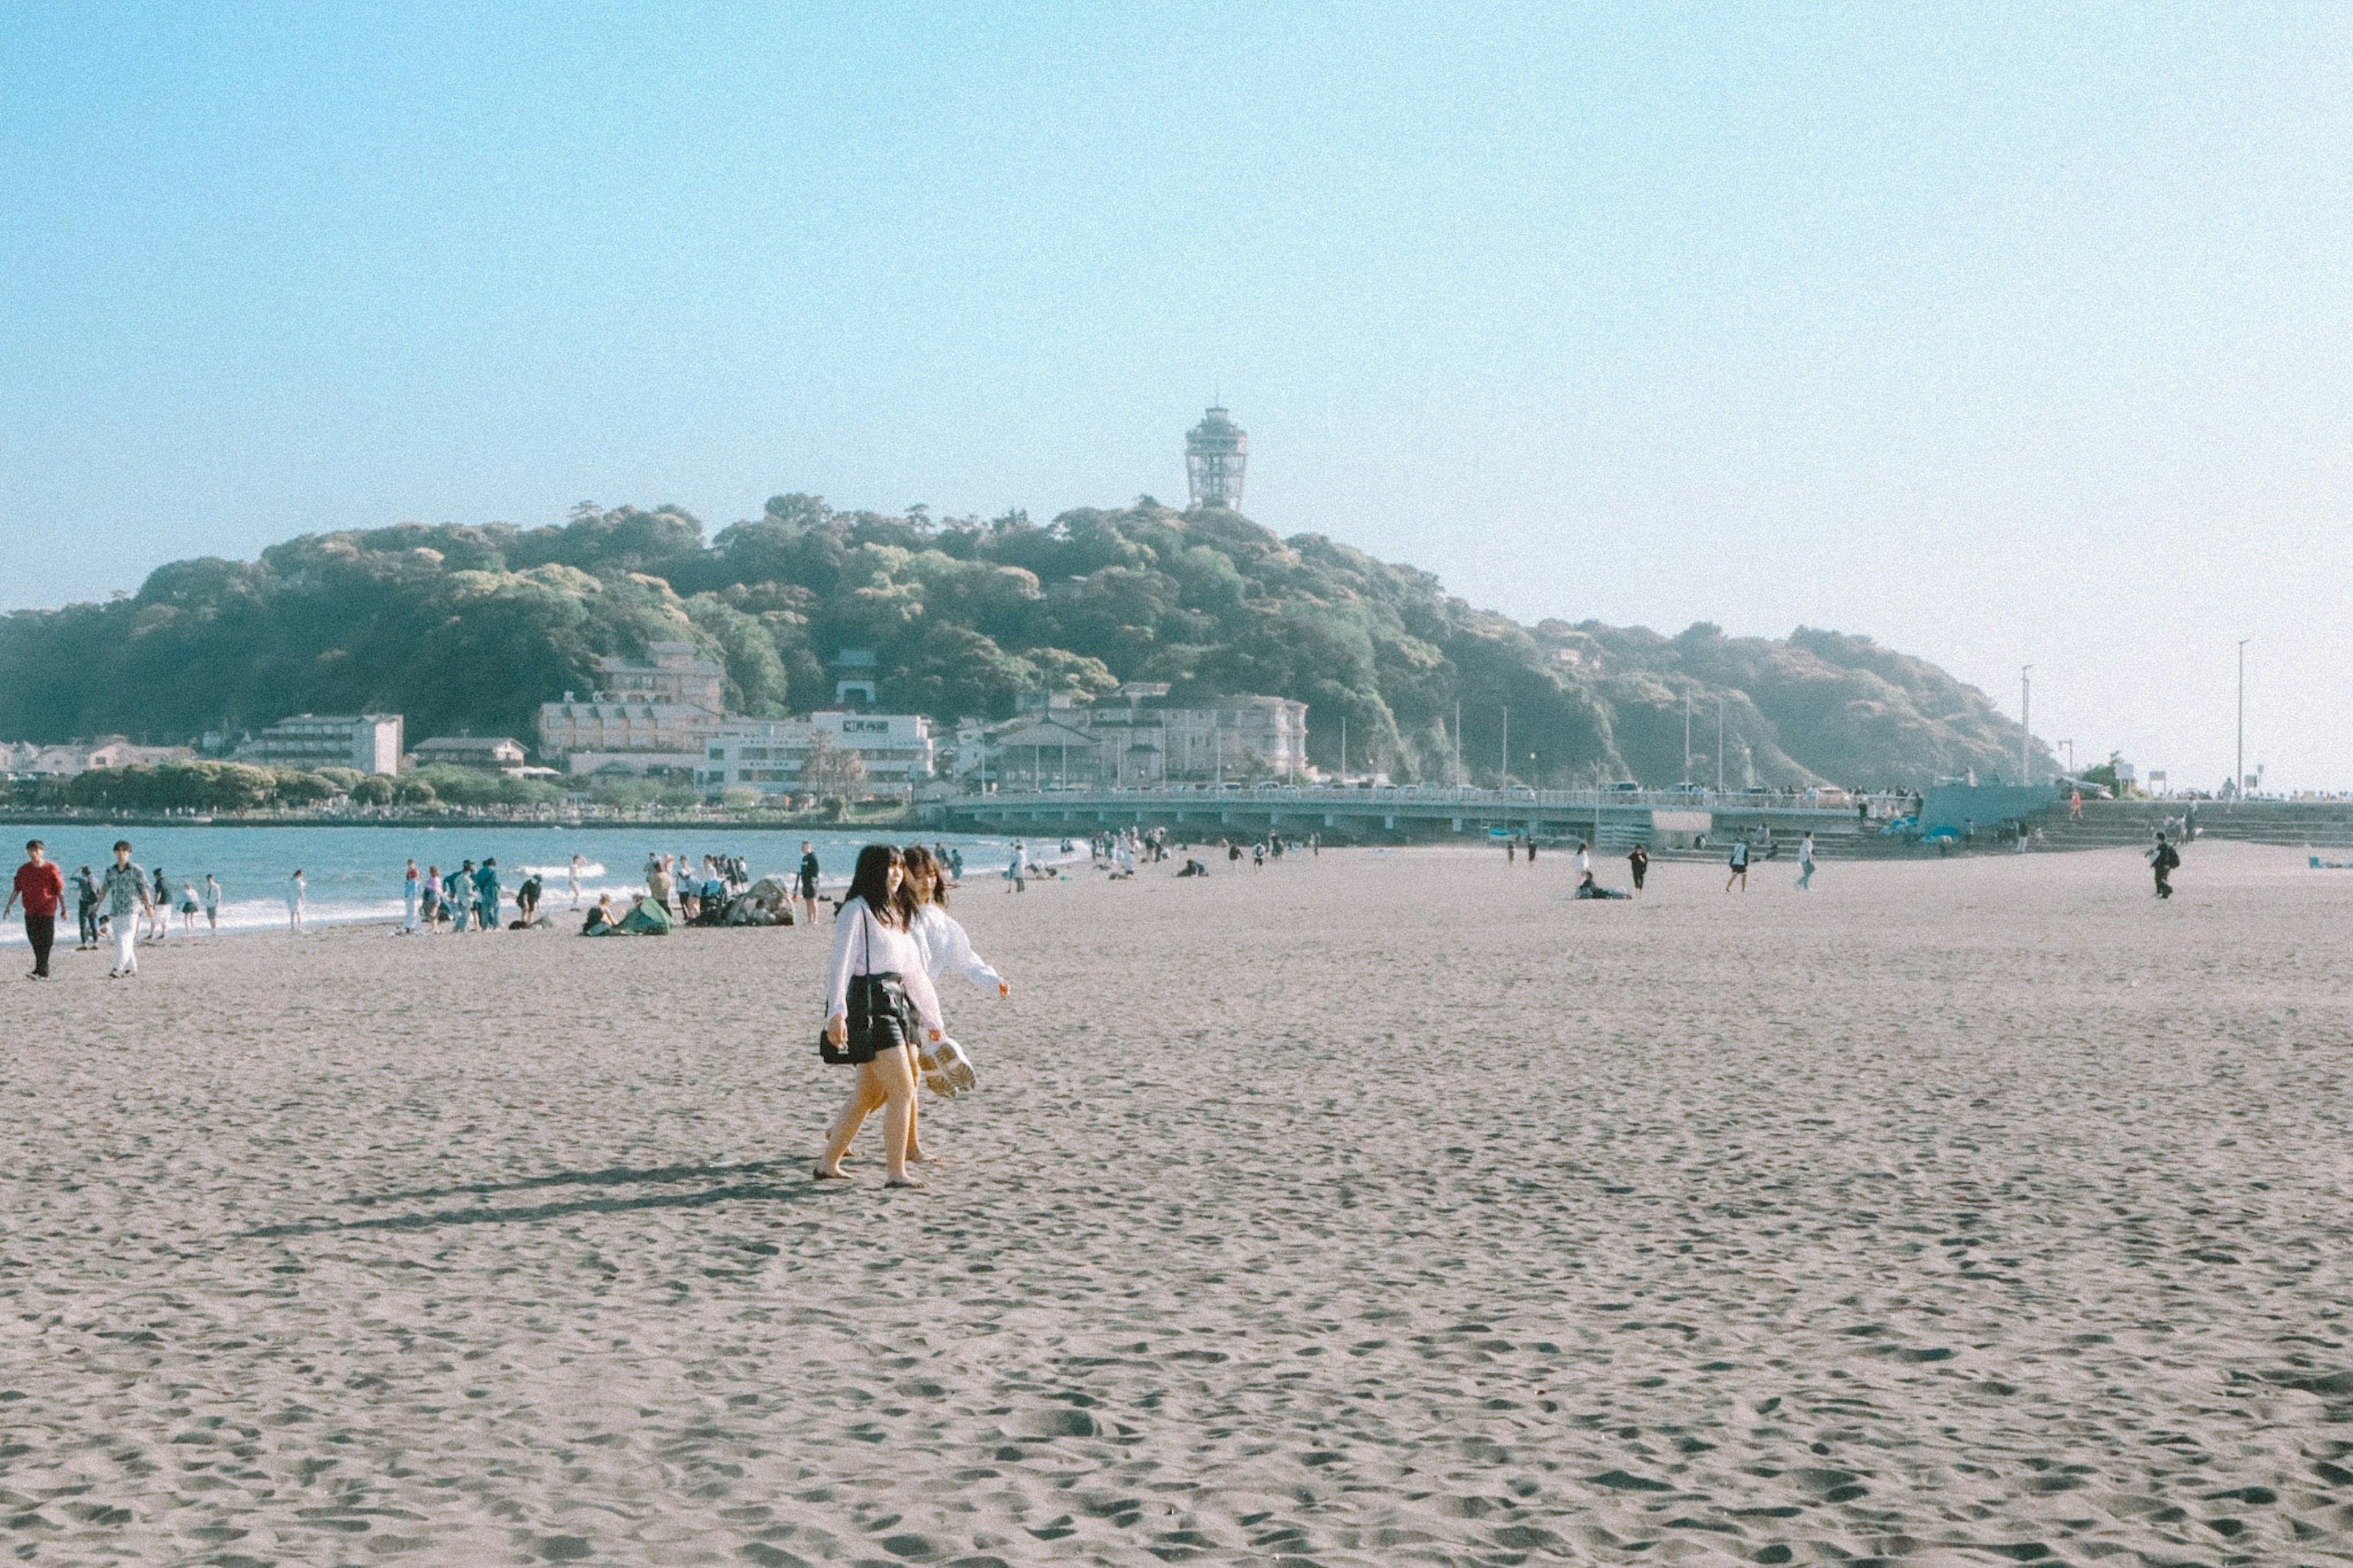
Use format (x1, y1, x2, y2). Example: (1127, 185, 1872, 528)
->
(0, 824, 1070, 944)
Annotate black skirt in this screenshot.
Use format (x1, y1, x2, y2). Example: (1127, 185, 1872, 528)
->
(844, 971, 920, 1066)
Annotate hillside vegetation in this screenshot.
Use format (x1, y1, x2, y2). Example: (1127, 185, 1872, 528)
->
(0, 496, 2042, 788)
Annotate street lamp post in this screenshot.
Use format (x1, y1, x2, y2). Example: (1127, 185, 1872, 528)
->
(1683, 688, 1693, 784)
(1716, 697, 1725, 793)
(1500, 706, 1509, 788)
(2237, 638, 2249, 799)
(2020, 665, 2032, 786)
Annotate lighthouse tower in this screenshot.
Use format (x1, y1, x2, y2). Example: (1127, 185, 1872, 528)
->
(1184, 406, 1248, 510)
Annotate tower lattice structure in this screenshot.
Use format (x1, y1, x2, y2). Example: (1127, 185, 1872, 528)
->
(1184, 406, 1248, 510)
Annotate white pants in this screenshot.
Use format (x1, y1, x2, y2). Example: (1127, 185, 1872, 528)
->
(113, 912, 138, 973)
(403, 888, 418, 930)
(287, 898, 304, 931)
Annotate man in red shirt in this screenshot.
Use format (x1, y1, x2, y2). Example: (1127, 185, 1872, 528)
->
(6, 839, 65, 979)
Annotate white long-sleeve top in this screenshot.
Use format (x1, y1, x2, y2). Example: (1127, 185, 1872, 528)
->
(912, 904, 1004, 992)
(825, 898, 943, 1032)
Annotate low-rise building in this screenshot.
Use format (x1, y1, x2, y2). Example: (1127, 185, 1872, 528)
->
(412, 735, 528, 772)
(961, 686, 1310, 789)
(233, 714, 404, 775)
(699, 713, 936, 795)
(537, 642, 726, 773)
(0, 737, 197, 778)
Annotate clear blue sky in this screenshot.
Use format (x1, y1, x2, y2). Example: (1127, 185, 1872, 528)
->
(6, 4, 2349, 788)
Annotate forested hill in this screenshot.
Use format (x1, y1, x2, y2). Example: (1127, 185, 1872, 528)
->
(0, 496, 2044, 789)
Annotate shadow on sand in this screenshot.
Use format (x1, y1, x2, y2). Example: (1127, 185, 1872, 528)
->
(242, 1172, 825, 1240)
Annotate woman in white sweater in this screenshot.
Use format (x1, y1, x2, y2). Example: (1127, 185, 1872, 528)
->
(901, 845, 1006, 1119)
(814, 845, 943, 1189)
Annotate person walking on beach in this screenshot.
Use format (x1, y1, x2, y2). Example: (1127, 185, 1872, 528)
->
(475, 858, 501, 930)
(890, 844, 1007, 1162)
(568, 854, 585, 909)
(796, 843, 821, 925)
(402, 859, 420, 932)
(1004, 841, 1027, 893)
(74, 865, 100, 949)
(1724, 838, 1750, 892)
(1797, 833, 1817, 892)
(100, 842, 151, 978)
(6, 840, 64, 980)
(200, 874, 221, 933)
(148, 867, 172, 942)
(1627, 843, 1649, 893)
(813, 845, 944, 1190)
(176, 882, 200, 934)
(286, 869, 306, 933)
(2149, 834, 2180, 900)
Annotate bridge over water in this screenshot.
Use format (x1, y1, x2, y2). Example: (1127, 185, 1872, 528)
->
(923, 782, 1908, 848)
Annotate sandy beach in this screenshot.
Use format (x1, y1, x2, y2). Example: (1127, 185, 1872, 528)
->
(2, 839, 2349, 1566)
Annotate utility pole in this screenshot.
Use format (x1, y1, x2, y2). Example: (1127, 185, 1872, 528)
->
(1683, 688, 1692, 784)
(1339, 714, 1346, 784)
(2237, 638, 2248, 798)
(1500, 706, 1509, 787)
(1453, 699, 1463, 789)
(2020, 665, 2032, 786)
(1715, 697, 1724, 793)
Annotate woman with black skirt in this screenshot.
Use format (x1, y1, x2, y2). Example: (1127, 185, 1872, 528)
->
(814, 845, 944, 1189)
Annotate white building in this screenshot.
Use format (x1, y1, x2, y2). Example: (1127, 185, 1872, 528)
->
(971, 686, 1310, 788)
(411, 735, 529, 771)
(233, 714, 404, 775)
(0, 737, 196, 778)
(699, 713, 935, 795)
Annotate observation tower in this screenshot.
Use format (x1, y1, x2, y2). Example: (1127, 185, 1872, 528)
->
(1184, 406, 1248, 510)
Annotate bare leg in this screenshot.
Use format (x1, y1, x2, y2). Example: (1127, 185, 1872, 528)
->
(903, 1042, 932, 1163)
(873, 1047, 920, 1184)
(817, 1066, 889, 1175)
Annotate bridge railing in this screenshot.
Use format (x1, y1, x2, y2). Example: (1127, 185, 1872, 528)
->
(947, 782, 1918, 816)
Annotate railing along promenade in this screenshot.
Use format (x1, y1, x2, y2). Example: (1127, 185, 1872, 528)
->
(926, 781, 1909, 841)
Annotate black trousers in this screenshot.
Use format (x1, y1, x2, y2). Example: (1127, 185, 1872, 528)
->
(24, 913, 55, 975)
(78, 903, 99, 944)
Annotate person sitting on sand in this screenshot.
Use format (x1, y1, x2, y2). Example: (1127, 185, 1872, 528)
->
(1574, 871, 1630, 900)
(582, 893, 616, 934)
(814, 845, 944, 1191)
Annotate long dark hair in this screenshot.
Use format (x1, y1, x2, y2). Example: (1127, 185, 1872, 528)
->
(844, 844, 904, 926)
(901, 843, 947, 911)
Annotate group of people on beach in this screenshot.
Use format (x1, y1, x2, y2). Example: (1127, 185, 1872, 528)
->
(4, 838, 224, 980)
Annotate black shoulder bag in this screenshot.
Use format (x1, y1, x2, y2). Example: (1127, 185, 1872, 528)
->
(816, 909, 868, 1064)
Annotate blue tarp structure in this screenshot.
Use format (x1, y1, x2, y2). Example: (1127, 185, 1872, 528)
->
(1917, 783, 2059, 835)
